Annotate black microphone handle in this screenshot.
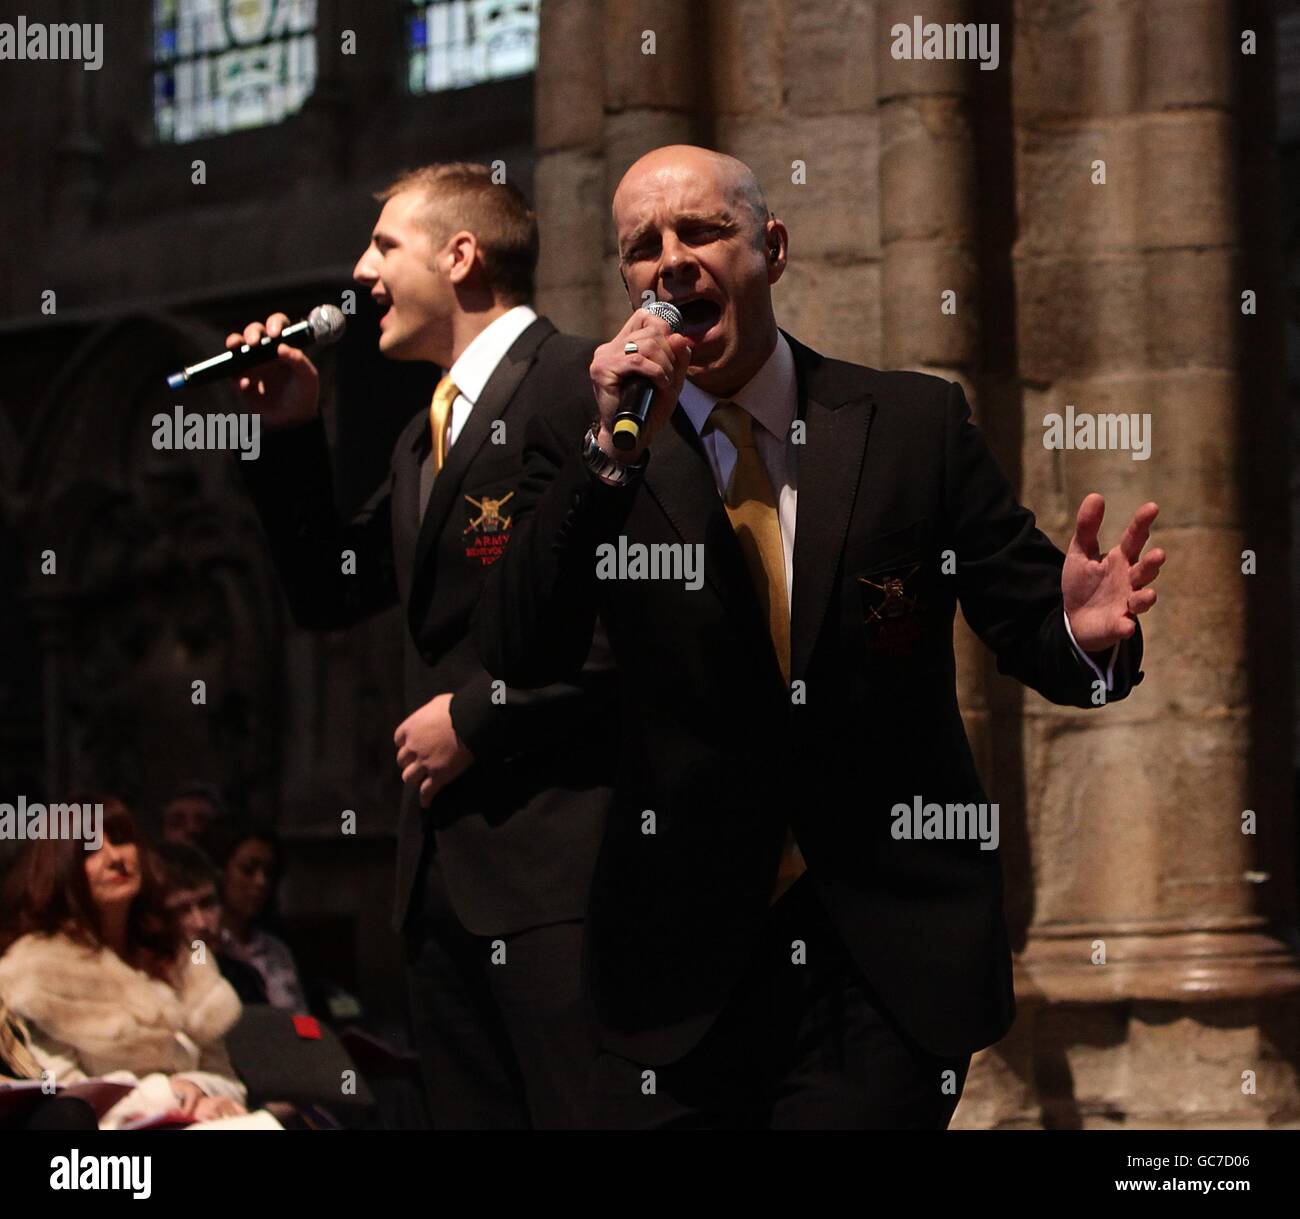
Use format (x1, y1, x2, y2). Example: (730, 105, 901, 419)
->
(611, 375, 657, 451)
(167, 318, 316, 391)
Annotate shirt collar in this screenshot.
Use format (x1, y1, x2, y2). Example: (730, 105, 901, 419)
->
(677, 331, 797, 442)
(446, 304, 538, 404)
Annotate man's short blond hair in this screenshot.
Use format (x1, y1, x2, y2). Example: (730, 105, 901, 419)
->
(377, 162, 538, 305)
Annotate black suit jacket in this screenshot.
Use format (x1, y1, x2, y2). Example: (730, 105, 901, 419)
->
(242, 316, 613, 936)
(476, 332, 1145, 1064)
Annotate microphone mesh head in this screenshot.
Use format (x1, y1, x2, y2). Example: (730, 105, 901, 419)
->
(308, 304, 347, 344)
(642, 301, 683, 333)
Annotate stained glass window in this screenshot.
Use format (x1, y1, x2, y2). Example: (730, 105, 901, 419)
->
(153, 0, 318, 143)
(407, 0, 539, 95)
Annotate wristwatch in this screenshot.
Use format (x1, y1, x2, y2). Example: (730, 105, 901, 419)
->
(581, 423, 648, 487)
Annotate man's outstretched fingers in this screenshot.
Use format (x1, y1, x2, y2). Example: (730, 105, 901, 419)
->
(1130, 547, 1166, 590)
(1071, 493, 1106, 560)
(1128, 588, 1157, 615)
(1119, 501, 1159, 566)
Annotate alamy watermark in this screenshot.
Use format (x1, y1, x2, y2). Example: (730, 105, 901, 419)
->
(152, 407, 261, 462)
(890, 15, 1000, 72)
(0, 797, 103, 851)
(0, 17, 103, 71)
(50, 1150, 150, 1199)
(891, 795, 999, 851)
(596, 537, 704, 591)
(1043, 404, 1151, 461)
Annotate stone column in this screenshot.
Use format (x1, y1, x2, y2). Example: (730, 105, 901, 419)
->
(295, 0, 351, 182)
(597, 1, 707, 333)
(1004, 0, 1300, 1127)
(872, 0, 1021, 1125)
(54, 0, 104, 231)
(875, 0, 992, 778)
(713, 0, 881, 365)
(533, 0, 607, 335)
(534, 1, 707, 336)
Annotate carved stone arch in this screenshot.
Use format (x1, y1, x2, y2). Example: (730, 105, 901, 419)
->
(17, 313, 244, 501)
(14, 313, 283, 820)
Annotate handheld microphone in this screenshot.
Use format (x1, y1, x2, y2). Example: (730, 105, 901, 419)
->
(611, 300, 684, 451)
(165, 304, 347, 392)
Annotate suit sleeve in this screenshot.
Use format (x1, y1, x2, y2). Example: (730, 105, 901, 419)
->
(450, 623, 616, 763)
(240, 415, 400, 630)
(474, 355, 638, 690)
(943, 380, 1144, 707)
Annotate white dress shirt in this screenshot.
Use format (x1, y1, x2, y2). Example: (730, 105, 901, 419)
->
(444, 304, 538, 448)
(676, 333, 1118, 685)
(420, 304, 538, 515)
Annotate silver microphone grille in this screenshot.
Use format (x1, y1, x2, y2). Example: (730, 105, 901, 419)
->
(642, 300, 683, 333)
(308, 304, 347, 345)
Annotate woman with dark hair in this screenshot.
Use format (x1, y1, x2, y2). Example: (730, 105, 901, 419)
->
(212, 823, 308, 1012)
(0, 796, 247, 1127)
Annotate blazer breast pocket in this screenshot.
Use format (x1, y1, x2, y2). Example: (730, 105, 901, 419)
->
(852, 518, 933, 659)
(459, 481, 517, 567)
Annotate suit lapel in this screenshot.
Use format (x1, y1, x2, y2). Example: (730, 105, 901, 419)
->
(786, 334, 875, 681)
(392, 411, 429, 592)
(407, 316, 554, 639)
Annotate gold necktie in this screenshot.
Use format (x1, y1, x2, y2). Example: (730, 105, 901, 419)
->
(429, 374, 459, 475)
(706, 401, 805, 901)
(707, 402, 790, 682)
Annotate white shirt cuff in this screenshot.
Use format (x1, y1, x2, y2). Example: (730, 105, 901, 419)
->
(1063, 608, 1119, 692)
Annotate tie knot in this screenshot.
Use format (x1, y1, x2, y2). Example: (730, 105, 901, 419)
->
(429, 375, 459, 472)
(432, 374, 459, 414)
(706, 400, 756, 450)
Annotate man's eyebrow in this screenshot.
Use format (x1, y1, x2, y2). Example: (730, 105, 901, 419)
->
(620, 211, 735, 251)
(677, 210, 733, 226)
(619, 220, 655, 250)
(371, 228, 396, 246)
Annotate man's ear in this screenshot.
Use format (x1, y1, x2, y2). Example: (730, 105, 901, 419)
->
(446, 230, 479, 285)
(764, 218, 789, 282)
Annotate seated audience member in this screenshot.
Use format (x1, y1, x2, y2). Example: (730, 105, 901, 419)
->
(212, 823, 308, 1012)
(155, 841, 269, 1005)
(0, 796, 248, 1128)
(159, 781, 228, 852)
(2, 997, 96, 1130)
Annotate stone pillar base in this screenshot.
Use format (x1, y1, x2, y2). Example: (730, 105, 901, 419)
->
(953, 925, 1300, 1128)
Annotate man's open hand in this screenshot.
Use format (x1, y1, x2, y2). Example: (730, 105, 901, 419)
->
(1062, 494, 1165, 652)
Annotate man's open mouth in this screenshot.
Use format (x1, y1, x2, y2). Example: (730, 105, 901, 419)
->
(675, 297, 722, 335)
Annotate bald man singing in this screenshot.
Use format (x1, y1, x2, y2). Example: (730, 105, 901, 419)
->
(477, 146, 1164, 1129)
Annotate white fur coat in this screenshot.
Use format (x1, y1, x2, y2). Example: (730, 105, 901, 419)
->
(0, 932, 246, 1126)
